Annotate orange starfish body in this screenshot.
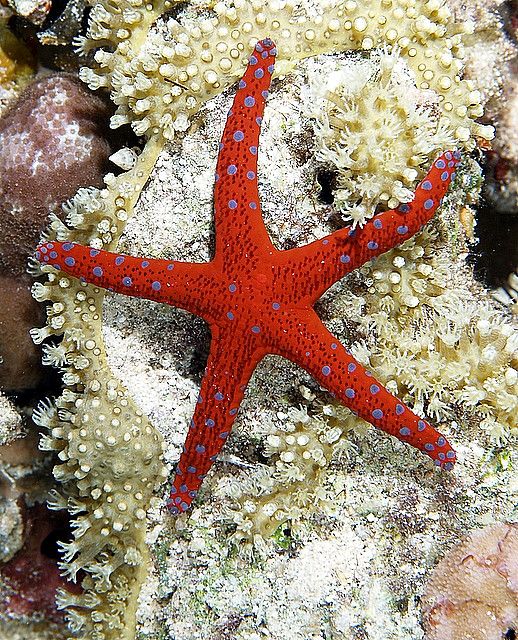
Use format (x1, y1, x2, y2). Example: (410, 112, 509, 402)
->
(36, 38, 460, 515)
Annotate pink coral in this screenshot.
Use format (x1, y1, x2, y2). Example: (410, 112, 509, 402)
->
(422, 523, 518, 640)
(0, 73, 112, 389)
(0, 73, 111, 275)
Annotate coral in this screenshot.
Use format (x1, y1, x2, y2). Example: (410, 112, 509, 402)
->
(0, 274, 46, 390)
(221, 398, 358, 544)
(422, 522, 518, 640)
(355, 226, 518, 445)
(26, 0, 513, 637)
(0, 503, 82, 624)
(307, 51, 456, 225)
(30, 136, 168, 640)
(0, 73, 112, 276)
(450, 0, 517, 108)
(0, 73, 113, 390)
(37, 41, 460, 519)
(79, 0, 493, 144)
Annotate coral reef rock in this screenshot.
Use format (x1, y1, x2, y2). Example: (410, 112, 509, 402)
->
(0, 391, 22, 447)
(0, 503, 81, 623)
(0, 23, 35, 116)
(422, 522, 518, 640)
(28, 0, 516, 638)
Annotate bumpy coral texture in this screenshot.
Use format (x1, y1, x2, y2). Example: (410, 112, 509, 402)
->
(357, 241, 518, 446)
(28, 0, 505, 638)
(222, 399, 357, 545)
(0, 73, 112, 390)
(422, 522, 518, 640)
(36, 40, 460, 517)
(31, 138, 168, 640)
(0, 73, 111, 275)
(79, 0, 492, 145)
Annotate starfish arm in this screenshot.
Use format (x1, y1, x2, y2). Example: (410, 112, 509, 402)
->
(167, 327, 265, 514)
(35, 241, 212, 315)
(282, 151, 461, 302)
(273, 310, 456, 469)
(213, 38, 278, 258)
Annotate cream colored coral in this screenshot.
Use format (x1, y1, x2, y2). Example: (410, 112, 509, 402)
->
(309, 51, 456, 225)
(422, 522, 518, 640)
(360, 227, 450, 318)
(28, 0, 508, 636)
(30, 138, 168, 640)
(221, 398, 360, 545)
(79, 0, 493, 144)
(355, 222, 518, 443)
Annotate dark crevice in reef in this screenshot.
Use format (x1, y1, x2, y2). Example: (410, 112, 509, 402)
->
(499, 0, 518, 43)
(316, 168, 337, 205)
(40, 518, 74, 561)
(183, 318, 211, 382)
(0, 503, 82, 623)
(470, 203, 518, 289)
(505, 629, 516, 640)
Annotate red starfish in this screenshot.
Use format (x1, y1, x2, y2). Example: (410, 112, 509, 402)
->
(36, 38, 460, 515)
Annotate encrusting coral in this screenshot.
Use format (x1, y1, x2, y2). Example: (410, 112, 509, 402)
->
(25, 0, 515, 638)
(0, 73, 113, 390)
(0, 73, 112, 275)
(422, 522, 518, 640)
(356, 228, 518, 447)
(30, 139, 168, 640)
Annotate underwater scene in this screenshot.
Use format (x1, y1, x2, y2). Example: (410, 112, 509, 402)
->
(0, 0, 517, 638)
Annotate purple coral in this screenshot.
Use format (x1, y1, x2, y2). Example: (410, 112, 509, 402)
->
(0, 73, 112, 389)
(0, 73, 111, 275)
